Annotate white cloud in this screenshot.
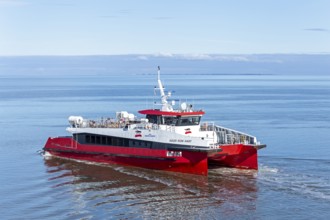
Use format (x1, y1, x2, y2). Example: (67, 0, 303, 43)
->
(136, 55, 149, 60)
(134, 53, 283, 63)
(152, 52, 174, 58)
(216, 55, 251, 62)
(181, 53, 213, 60)
(180, 54, 283, 63)
(180, 54, 251, 62)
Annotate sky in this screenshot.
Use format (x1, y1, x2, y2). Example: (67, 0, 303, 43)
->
(0, 0, 330, 56)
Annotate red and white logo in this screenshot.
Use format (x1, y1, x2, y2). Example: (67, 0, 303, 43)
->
(135, 130, 142, 137)
(184, 128, 192, 134)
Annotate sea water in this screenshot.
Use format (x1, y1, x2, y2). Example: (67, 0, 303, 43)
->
(1, 59, 330, 219)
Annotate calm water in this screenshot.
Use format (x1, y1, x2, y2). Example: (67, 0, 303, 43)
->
(1, 70, 330, 219)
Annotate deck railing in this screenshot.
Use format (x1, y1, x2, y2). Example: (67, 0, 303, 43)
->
(72, 118, 258, 145)
(200, 122, 257, 145)
(73, 118, 161, 131)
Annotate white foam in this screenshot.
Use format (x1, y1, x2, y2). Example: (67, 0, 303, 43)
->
(112, 166, 203, 194)
(258, 164, 330, 201)
(258, 165, 279, 173)
(42, 151, 53, 160)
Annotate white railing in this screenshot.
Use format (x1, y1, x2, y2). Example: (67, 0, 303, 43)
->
(71, 118, 258, 145)
(200, 122, 257, 145)
(71, 117, 163, 131)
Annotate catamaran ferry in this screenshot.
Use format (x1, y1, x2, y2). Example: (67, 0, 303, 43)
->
(43, 67, 266, 175)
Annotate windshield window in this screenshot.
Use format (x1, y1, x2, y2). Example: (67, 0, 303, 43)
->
(152, 115, 201, 126)
(163, 116, 178, 125)
(177, 116, 201, 126)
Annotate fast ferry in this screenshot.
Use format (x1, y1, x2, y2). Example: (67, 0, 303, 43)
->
(43, 67, 266, 175)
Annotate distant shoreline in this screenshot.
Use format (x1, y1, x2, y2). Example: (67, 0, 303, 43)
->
(1, 54, 329, 75)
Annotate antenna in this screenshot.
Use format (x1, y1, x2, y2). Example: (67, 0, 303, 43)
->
(156, 66, 173, 111)
(157, 66, 166, 99)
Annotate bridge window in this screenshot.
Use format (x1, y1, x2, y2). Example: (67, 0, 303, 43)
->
(177, 116, 201, 126)
(146, 115, 160, 124)
(162, 116, 178, 125)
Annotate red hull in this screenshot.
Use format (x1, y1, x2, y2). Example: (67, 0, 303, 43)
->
(208, 144, 258, 170)
(44, 137, 209, 176)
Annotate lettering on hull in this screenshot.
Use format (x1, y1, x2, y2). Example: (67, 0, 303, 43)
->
(169, 139, 192, 143)
(166, 151, 182, 157)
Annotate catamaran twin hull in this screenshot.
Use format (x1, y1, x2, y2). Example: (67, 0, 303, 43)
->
(44, 136, 264, 176)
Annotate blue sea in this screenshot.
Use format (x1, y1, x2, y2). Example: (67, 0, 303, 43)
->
(1, 55, 330, 219)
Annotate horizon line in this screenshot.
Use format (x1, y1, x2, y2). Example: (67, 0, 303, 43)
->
(0, 52, 330, 57)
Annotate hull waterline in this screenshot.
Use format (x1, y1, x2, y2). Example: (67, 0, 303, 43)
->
(208, 144, 265, 170)
(44, 137, 213, 176)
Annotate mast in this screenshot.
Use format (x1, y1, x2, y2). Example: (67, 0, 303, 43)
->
(157, 66, 166, 102)
(157, 66, 173, 111)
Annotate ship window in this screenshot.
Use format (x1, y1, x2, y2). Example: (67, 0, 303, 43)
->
(86, 135, 90, 143)
(118, 138, 123, 146)
(83, 135, 129, 146)
(162, 116, 178, 125)
(112, 138, 117, 146)
(107, 137, 112, 145)
(102, 136, 106, 145)
(91, 135, 95, 144)
(96, 136, 101, 144)
(146, 114, 158, 124)
(177, 116, 201, 126)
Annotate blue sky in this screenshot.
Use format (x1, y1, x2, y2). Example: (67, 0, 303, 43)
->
(1, 0, 329, 55)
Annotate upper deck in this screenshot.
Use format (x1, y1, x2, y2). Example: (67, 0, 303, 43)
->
(138, 109, 205, 116)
